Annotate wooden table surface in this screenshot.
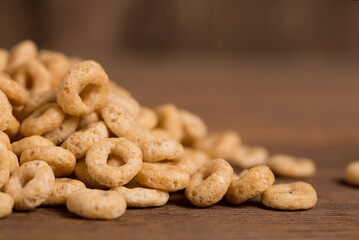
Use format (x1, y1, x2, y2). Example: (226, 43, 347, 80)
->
(1, 57, 359, 240)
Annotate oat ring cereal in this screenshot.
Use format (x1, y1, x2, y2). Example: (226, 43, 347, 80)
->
(226, 165, 275, 204)
(135, 162, 190, 192)
(232, 145, 268, 169)
(57, 60, 109, 116)
(180, 110, 207, 146)
(345, 161, 359, 187)
(3, 160, 55, 210)
(5, 40, 37, 75)
(67, 189, 126, 220)
(112, 186, 169, 208)
(0, 49, 9, 72)
(86, 137, 143, 187)
(18, 90, 56, 121)
(0, 90, 12, 131)
(73, 160, 108, 189)
(43, 115, 80, 145)
(155, 104, 183, 141)
(0, 192, 14, 218)
(0, 131, 12, 150)
(0, 146, 11, 189)
(267, 154, 316, 178)
(0, 73, 30, 105)
(185, 158, 233, 207)
(141, 139, 184, 162)
(261, 181, 317, 210)
(11, 135, 55, 157)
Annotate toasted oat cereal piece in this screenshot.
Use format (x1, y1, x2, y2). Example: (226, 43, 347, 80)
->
(43, 115, 79, 145)
(135, 162, 190, 192)
(0, 131, 12, 150)
(185, 159, 233, 207)
(12, 135, 55, 157)
(231, 145, 268, 169)
(112, 186, 169, 208)
(61, 121, 109, 159)
(345, 161, 359, 187)
(4, 115, 20, 140)
(0, 49, 9, 72)
(0, 143, 19, 175)
(144, 129, 172, 141)
(180, 110, 207, 146)
(20, 146, 76, 177)
(19, 90, 56, 121)
(0, 90, 12, 131)
(267, 154, 315, 178)
(57, 60, 109, 116)
(261, 181, 317, 210)
(86, 138, 143, 187)
(4, 160, 55, 210)
(6, 40, 37, 75)
(0, 146, 11, 189)
(0, 73, 30, 105)
(155, 104, 183, 142)
(175, 148, 210, 175)
(107, 93, 141, 119)
(137, 107, 158, 130)
(0, 192, 14, 218)
(20, 102, 65, 136)
(226, 165, 275, 204)
(67, 189, 126, 220)
(101, 104, 144, 144)
(141, 139, 184, 163)
(73, 160, 108, 189)
(109, 81, 131, 98)
(77, 112, 99, 130)
(42, 178, 86, 206)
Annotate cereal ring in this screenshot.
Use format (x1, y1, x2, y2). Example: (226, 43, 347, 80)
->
(0, 131, 12, 150)
(0, 90, 12, 131)
(77, 112, 99, 130)
(67, 189, 126, 220)
(61, 121, 109, 159)
(86, 138, 143, 187)
(3, 160, 55, 210)
(185, 159, 233, 207)
(57, 60, 109, 116)
(155, 104, 183, 141)
(13, 59, 52, 93)
(73, 160, 108, 189)
(0, 192, 14, 218)
(112, 186, 169, 208)
(267, 154, 316, 178)
(7, 151, 19, 174)
(11, 135, 55, 157)
(231, 145, 268, 169)
(225, 165, 275, 204)
(144, 129, 172, 141)
(43, 115, 79, 145)
(6, 40, 37, 75)
(109, 81, 131, 97)
(20, 146, 76, 177)
(345, 161, 359, 187)
(19, 90, 56, 121)
(180, 110, 207, 146)
(194, 131, 241, 159)
(0, 49, 9, 72)
(20, 102, 65, 136)
(135, 162, 190, 192)
(0, 73, 30, 105)
(137, 107, 158, 130)
(0, 146, 10, 189)
(42, 178, 86, 206)
(4, 115, 20, 140)
(141, 139, 184, 163)
(107, 93, 141, 119)
(261, 182, 317, 210)
(174, 148, 210, 175)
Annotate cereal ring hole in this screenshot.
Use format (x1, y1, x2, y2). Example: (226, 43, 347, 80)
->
(107, 154, 126, 167)
(79, 83, 102, 108)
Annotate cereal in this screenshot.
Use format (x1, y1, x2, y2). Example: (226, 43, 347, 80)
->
(19, 90, 56, 121)
(180, 110, 207, 146)
(0, 73, 30, 105)
(0, 131, 12, 150)
(175, 148, 210, 175)
(112, 186, 169, 208)
(185, 159, 233, 207)
(3, 160, 55, 210)
(43, 115, 80, 145)
(226, 165, 275, 204)
(101, 104, 144, 144)
(73, 160, 108, 189)
(144, 129, 172, 141)
(137, 107, 158, 130)
(61, 121, 109, 159)
(0, 49, 9, 72)
(107, 93, 141, 119)
(267, 154, 316, 178)
(231, 145, 268, 169)
(0, 90, 12, 131)
(135, 162, 190, 192)
(155, 104, 183, 141)
(345, 161, 359, 187)
(141, 139, 184, 162)
(0, 146, 10, 189)
(57, 60, 109, 116)
(109, 81, 131, 97)
(261, 181, 317, 210)
(20, 102, 65, 136)
(42, 178, 86, 206)
(6, 40, 37, 75)
(77, 112, 99, 130)
(0, 192, 14, 218)
(66, 189, 126, 220)
(4, 115, 20, 140)
(12, 135, 55, 157)
(86, 138, 143, 187)
(20, 146, 76, 177)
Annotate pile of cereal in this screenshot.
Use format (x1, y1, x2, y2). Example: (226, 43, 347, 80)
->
(0, 40, 318, 220)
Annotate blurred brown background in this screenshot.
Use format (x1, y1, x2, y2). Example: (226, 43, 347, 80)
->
(1, 0, 359, 149)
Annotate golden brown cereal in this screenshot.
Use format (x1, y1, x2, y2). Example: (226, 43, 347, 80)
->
(135, 162, 190, 192)
(43, 115, 79, 145)
(57, 60, 109, 116)
(231, 145, 268, 169)
(0, 146, 10, 189)
(0, 192, 14, 218)
(6, 40, 37, 75)
(144, 129, 172, 141)
(86, 138, 143, 187)
(4, 115, 20, 140)
(66, 189, 126, 220)
(109, 81, 131, 97)
(174, 148, 210, 175)
(194, 131, 241, 159)
(180, 110, 207, 146)
(77, 112, 99, 130)
(0, 73, 30, 105)
(19, 90, 56, 121)
(20, 146, 76, 177)
(0, 90, 12, 131)
(3, 160, 55, 210)
(137, 107, 158, 130)
(11, 135, 55, 157)
(345, 161, 359, 187)
(61, 121, 109, 159)
(0, 131, 12, 150)
(185, 159, 233, 207)
(261, 181, 317, 210)
(112, 186, 169, 208)
(226, 165, 275, 204)
(20, 102, 65, 136)
(107, 93, 141, 119)
(0, 49, 9, 72)
(155, 104, 183, 141)
(267, 154, 316, 178)
(101, 104, 144, 144)
(141, 139, 184, 163)
(73, 160, 108, 189)
(42, 178, 86, 206)
(7, 150, 19, 174)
